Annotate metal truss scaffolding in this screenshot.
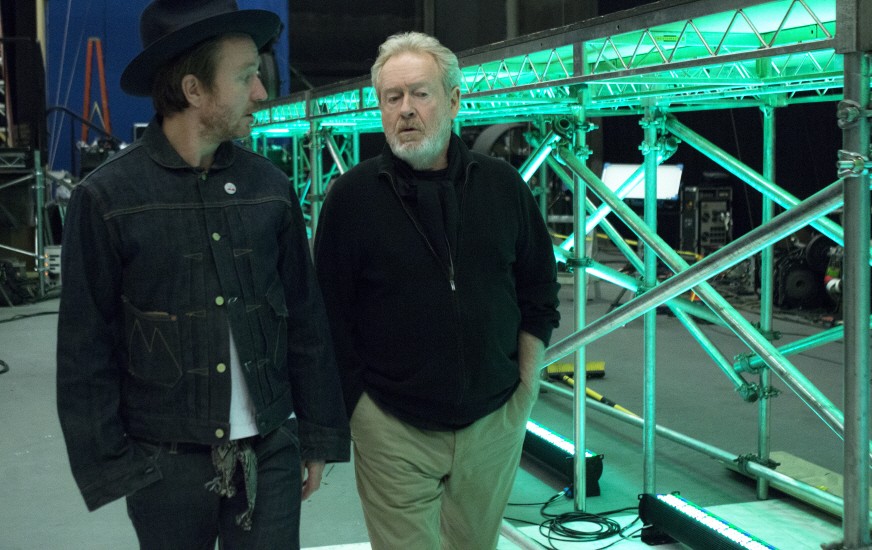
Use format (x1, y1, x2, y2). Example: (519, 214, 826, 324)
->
(251, 1, 870, 546)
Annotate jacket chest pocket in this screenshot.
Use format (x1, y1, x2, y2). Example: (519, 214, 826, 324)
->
(122, 297, 183, 387)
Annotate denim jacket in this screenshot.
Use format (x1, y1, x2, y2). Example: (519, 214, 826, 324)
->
(57, 119, 349, 511)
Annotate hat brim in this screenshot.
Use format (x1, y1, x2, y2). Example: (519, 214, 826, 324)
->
(121, 9, 280, 96)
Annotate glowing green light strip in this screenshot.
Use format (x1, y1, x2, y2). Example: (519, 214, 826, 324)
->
(251, 0, 844, 134)
(526, 419, 595, 458)
(584, 0, 833, 77)
(658, 493, 778, 550)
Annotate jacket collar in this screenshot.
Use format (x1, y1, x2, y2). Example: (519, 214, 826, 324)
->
(141, 116, 236, 171)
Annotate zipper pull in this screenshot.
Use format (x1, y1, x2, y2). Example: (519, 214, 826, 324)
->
(449, 264, 456, 291)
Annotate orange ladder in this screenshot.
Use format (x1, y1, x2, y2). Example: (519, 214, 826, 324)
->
(81, 37, 111, 142)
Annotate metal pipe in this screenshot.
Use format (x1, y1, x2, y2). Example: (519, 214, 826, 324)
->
(506, 0, 519, 39)
(322, 131, 348, 175)
(540, 150, 586, 253)
(547, 143, 730, 329)
(559, 163, 645, 252)
(34, 150, 46, 297)
(548, 146, 847, 439)
(530, 131, 651, 253)
(736, 319, 865, 373)
(292, 135, 301, 199)
(542, 380, 858, 520)
(537, 120, 549, 221)
(758, 103, 776, 500)
(519, 131, 560, 183)
(571, 109, 589, 511)
(352, 130, 360, 166)
(641, 108, 658, 493)
(0, 173, 36, 192)
(498, 520, 538, 550)
(665, 296, 726, 328)
(548, 149, 844, 355)
(543, 153, 641, 270)
(308, 119, 324, 235)
(588, 210, 642, 273)
(666, 117, 851, 251)
(587, 164, 645, 228)
(558, 150, 676, 253)
(564, 102, 590, 510)
(839, 49, 871, 548)
(547, 151, 725, 327)
(742, 458, 847, 520)
(586, 257, 725, 327)
(584, 259, 636, 290)
(670, 308, 753, 395)
(0, 243, 38, 258)
(544, 378, 737, 465)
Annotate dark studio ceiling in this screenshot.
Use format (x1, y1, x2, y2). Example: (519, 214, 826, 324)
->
(288, 0, 654, 91)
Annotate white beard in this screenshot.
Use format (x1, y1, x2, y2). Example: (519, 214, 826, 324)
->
(389, 115, 453, 170)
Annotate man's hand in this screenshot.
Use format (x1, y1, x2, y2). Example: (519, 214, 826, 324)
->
(518, 330, 545, 391)
(301, 460, 326, 500)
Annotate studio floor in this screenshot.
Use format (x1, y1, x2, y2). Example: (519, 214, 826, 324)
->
(0, 270, 854, 549)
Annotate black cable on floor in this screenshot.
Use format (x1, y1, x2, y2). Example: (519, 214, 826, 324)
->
(507, 489, 644, 549)
(507, 491, 565, 508)
(0, 359, 9, 375)
(538, 510, 622, 547)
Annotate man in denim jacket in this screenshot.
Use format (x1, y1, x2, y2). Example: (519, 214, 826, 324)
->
(56, 1, 349, 548)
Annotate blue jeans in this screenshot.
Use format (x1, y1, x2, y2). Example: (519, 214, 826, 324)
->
(126, 418, 302, 550)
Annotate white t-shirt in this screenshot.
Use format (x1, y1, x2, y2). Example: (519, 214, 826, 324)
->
(228, 331, 259, 439)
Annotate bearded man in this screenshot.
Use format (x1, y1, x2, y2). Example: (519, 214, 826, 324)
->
(314, 31, 560, 550)
(56, 2, 348, 548)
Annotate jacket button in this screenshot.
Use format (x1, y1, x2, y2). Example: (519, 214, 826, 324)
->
(211, 232, 221, 241)
(215, 296, 225, 306)
(216, 363, 227, 373)
(215, 429, 225, 439)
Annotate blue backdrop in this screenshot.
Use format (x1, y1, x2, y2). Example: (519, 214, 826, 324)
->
(44, 0, 290, 173)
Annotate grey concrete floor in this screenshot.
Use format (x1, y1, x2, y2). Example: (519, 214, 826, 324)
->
(0, 272, 852, 549)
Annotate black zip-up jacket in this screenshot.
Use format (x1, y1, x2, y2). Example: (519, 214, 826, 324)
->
(57, 119, 349, 511)
(314, 134, 560, 429)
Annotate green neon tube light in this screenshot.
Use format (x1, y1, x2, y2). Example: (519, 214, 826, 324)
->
(525, 419, 595, 458)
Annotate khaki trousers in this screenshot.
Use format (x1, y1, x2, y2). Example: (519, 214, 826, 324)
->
(350, 381, 537, 550)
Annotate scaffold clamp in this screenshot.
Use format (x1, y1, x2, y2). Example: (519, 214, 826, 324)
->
(565, 256, 591, 272)
(837, 149, 870, 177)
(836, 99, 871, 129)
(752, 322, 781, 341)
(735, 453, 780, 473)
(552, 117, 577, 140)
(736, 382, 761, 403)
(639, 107, 666, 129)
(761, 385, 782, 400)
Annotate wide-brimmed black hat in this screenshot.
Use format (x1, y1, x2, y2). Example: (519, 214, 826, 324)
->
(121, 0, 281, 96)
